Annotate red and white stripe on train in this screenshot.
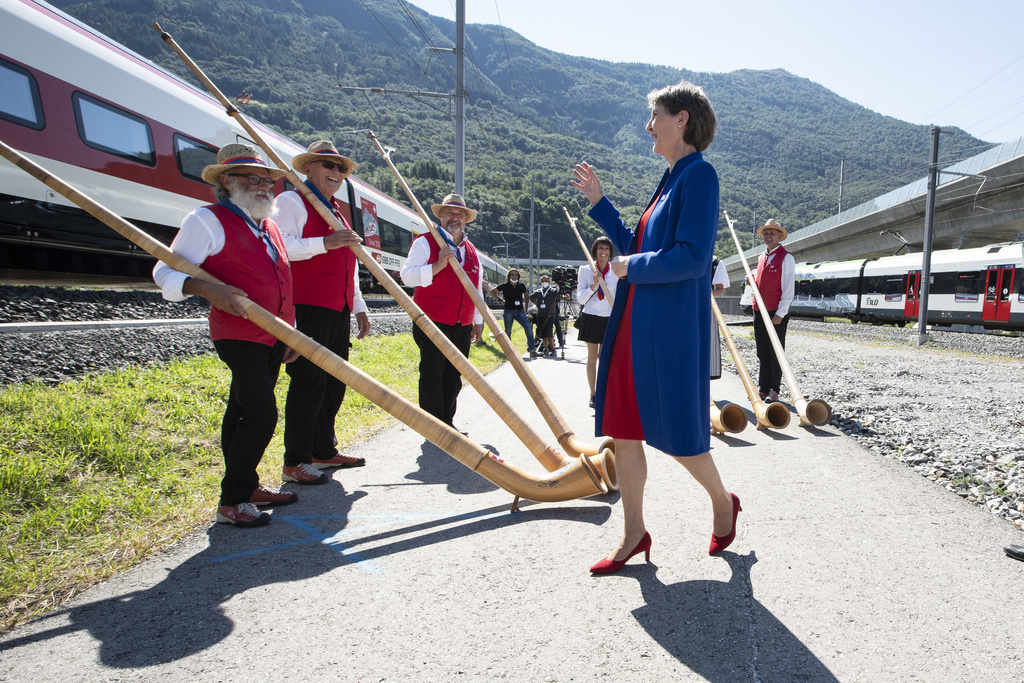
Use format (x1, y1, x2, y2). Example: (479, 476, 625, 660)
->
(739, 242, 1024, 331)
(0, 0, 506, 289)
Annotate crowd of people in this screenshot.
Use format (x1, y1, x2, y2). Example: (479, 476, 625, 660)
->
(152, 79, 884, 568)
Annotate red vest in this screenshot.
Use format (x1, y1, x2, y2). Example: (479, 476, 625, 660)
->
(203, 204, 294, 346)
(754, 244, 789, 312)
(411, 233, 481, 326)
(289, 190, 356, 312)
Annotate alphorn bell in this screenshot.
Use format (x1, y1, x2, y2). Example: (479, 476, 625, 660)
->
(712, 296, 790, 430)
(152, 24, 615, 490)
(710, 394, 748, 435)
(562, 207, 614, 306)
(367, 134, 616, 469)
(0, 139, 615, 505)
(723, 211, 832, 427)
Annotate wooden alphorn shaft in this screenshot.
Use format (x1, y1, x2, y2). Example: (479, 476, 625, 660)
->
(0, 138, 614, 503)
(723, 211, 832, 427)
(368, 133, 613, 466)
(562, 207, 614, 306)
(151, 25, 614, 484)
(712, 296, 790, 430)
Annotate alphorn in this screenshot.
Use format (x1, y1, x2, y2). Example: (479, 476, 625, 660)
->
(152, 24, 615, 487)
(712, 296, 790, 430)
(561, 207, 614, 306)
(723, 211, 832, 427)
(710, 394, 748, 435)
(0, 138, 615, 504)
(367, 133, 615, 467)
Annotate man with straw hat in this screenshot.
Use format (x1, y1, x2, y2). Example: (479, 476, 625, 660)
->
(154, 143, 297, 528)
(275, 140, 369, 485)
(400, 193, 484, 432)
(751, 218, 795, 403)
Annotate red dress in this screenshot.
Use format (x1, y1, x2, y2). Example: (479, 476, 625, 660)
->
(600, 192, 660, 439)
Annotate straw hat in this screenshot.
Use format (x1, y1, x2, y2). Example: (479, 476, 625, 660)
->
(290, 140, 358, 177)
(431, 193, 477, 223)
(756, 218, 788, 241)
(200, 143, 287, 186)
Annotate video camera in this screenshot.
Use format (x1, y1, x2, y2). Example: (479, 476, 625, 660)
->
(550, 265, 577, 294)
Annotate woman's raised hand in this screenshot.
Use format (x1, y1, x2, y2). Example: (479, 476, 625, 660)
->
(572, 162, 605, 206)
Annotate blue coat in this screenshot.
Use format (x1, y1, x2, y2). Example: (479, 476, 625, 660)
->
(589, 152, 719, 457)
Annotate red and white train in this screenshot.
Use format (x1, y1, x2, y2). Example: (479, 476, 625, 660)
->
(0, 0, 507, 289)
(739, 242, 1024, 331)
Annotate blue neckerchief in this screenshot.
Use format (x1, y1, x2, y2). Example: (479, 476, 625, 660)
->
(303, 180, 342, 221)
(217, 199, 278, 262)
(437, 225, 463, 264)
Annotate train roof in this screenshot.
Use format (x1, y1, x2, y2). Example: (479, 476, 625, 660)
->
(861, 241, 1023, 274)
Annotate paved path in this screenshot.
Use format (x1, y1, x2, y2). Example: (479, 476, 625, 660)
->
(2, 329, 1022, 681)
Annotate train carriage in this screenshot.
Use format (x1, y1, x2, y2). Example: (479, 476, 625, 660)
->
(739, 242, 1024, 332)
(0, 0, 505, 290)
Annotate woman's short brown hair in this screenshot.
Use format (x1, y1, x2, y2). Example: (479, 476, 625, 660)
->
(647, 80, 717, 152)
(591, 236, 614, 261)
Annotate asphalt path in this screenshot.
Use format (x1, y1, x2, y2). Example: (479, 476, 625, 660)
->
(1, 328, 1022, 681)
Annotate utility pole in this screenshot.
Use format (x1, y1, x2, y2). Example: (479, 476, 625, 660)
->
(454, 0, 465, 196)
(917, 126, 941, 347)
(528, 178, 535, 288)
(338, 0, 466, 195)
(838, 157, 845, 214)
(536, 223, 548, 264)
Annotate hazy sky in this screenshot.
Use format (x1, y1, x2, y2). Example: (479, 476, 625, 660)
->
(408, 0, 1024, 147)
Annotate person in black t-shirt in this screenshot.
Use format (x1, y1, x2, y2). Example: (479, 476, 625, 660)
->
(490, 269, 537, 358)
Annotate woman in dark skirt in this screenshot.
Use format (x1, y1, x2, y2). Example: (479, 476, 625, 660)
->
(575, 236, 618, 408)
(572, 80, 739, 574)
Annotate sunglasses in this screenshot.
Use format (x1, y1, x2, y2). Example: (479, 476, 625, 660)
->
(318, 160, 347, 172)
(228, 174, 276, 188)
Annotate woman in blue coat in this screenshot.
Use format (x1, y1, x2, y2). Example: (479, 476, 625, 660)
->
(572, 80, 740, 574)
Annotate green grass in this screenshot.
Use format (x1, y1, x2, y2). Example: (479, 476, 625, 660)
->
(0, 327, 524, 633)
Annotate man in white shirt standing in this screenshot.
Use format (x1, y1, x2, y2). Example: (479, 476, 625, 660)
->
(710, 256, 729, 380)
(752, 219, 795, 403)
(399, 194, 484, 432)
(275, 140, 370, 486)
(153, 143, 297, 527)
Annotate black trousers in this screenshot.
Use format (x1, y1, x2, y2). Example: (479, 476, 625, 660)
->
(412, 321, 471, 426)
(753, 310, 788, 393)
(213, 338, 286, 506)
(283, 304, 351, 466)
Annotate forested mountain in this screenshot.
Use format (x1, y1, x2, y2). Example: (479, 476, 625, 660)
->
(52, 0, 991, 261)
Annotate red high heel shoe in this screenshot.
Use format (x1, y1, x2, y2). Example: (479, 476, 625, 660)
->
(590, 531, 652, 574)
(709, 493, 742, 555)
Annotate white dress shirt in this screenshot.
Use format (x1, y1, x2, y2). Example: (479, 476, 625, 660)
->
(399, 227, 483, 325)
(576, 263, 619, 317)
(274, 190, 367, 315)
(153, 204, 274, 301)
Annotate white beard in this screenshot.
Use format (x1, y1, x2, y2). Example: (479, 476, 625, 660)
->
(230, 186, 278, 223)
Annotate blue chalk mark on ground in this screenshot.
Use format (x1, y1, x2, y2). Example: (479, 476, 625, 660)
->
(210, 510, 510, 572)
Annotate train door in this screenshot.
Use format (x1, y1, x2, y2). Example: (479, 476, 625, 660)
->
(982, 266, 1015, 323)
(904, 272, 920, 318)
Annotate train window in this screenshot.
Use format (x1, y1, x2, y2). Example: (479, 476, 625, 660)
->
(863, 275, 884, 294)
(796, 280, 810, 299)
(824, 279, 839, 299)
(930, 271, 956, 295)
(837, 277, 857, 293)
(173, 134, 217, 183)
(809, 279, 823, 298)
(0, 59, 44, 130)
(885, 278, 903, 297)
(955, 271, 982, 301)
(72, 92, 155, 166)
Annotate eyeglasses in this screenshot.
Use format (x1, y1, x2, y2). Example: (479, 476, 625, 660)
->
(228, 174, 276, 187)
(318, 160, 347, 172)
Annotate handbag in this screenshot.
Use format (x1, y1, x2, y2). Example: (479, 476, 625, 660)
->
(573, 314, 583, 330)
